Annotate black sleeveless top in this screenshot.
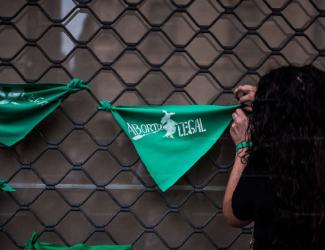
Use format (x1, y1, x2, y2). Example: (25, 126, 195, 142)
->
(232, 166, 325, 250)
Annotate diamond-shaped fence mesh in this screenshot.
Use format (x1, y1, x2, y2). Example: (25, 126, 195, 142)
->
(0, 0, 324, 249)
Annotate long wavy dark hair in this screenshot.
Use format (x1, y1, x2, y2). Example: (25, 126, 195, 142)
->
(246, 65, 325, 249)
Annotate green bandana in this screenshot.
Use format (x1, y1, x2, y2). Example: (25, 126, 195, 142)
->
(0, 79, 90, 147)
(98, 100, 240, 191)
(25, 232, 132, 250)
(0, 179, 15, 192)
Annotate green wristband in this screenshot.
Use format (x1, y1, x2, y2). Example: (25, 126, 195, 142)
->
(236, 141, 252, 151)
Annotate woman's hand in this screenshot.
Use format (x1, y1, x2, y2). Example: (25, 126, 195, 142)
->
(233, 84, 257, 111)
(230, 108, 249, 145)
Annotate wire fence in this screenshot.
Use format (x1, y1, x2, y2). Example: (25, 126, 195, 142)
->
(0, 0, 324, 249)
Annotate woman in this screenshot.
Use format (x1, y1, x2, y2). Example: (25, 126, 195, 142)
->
(223, 66, 325, 249)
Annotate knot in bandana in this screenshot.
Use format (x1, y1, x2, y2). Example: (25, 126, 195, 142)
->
(67, 78, 90, 92)
(98, 100, 112, 111)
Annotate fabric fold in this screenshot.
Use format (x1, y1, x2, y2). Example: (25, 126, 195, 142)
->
(98, 100, 240, 191)
(24, 232, 132, 250)
(0, 79, 90, 147)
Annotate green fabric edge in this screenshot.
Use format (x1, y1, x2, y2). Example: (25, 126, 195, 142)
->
(25, 232, 132, 250)
(0, 179, 16, 192)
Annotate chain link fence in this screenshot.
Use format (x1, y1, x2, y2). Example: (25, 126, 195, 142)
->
(0, 0, 324, 249)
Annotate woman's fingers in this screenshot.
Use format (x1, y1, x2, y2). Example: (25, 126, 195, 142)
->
(230, 121, 237, 133)
(231, 109, 250, 144)
(232, 112, 240, 123)
(239, 94, 253, 103)
(233, 110, 247, 125)
(233, 85, 256, 107)
(233, 109, 248, 124)
(243, 105, 253, 112)
(234, 85, 255, 96)
(235, 108, 246, 117)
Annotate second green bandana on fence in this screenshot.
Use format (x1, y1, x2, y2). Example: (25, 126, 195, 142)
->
(0, 79, 90, 147)
(98, 100, 240, 191)
(25, 232, 132, 250)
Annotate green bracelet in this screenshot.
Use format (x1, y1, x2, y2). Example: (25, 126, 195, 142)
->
(236, 141, 253, 151)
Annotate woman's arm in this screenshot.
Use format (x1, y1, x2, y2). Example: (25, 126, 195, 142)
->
(223, 148, 252, 227)
(223, 108, 252, 227)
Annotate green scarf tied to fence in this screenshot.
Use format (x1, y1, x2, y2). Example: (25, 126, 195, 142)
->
(25, 232, 132, 250)
(98, 100, 240, 191)
(0, 79, 90, 147)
